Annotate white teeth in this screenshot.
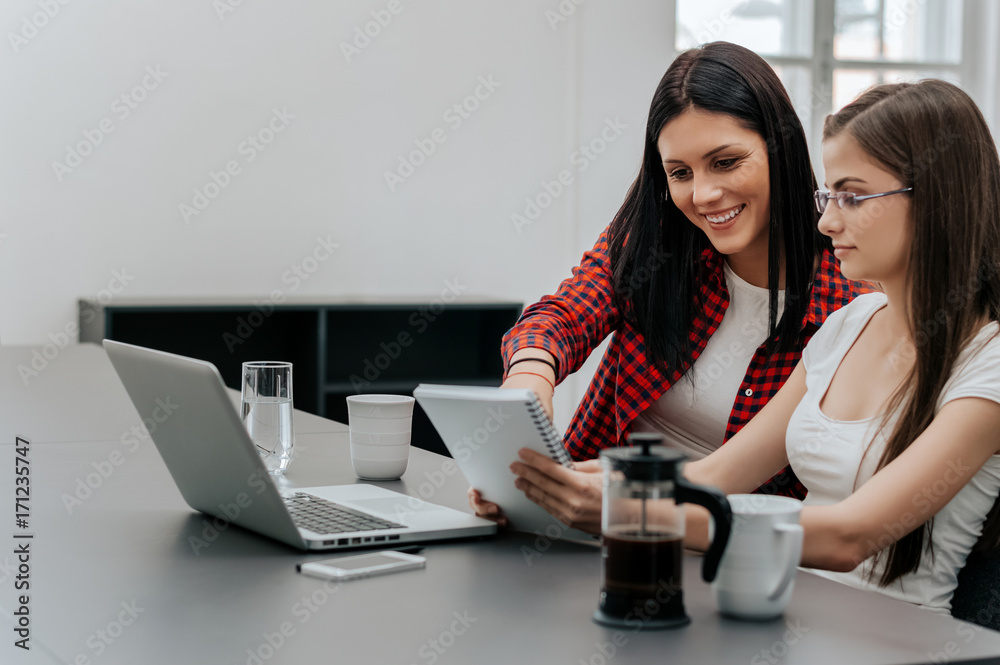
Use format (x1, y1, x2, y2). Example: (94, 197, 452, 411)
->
(706, 205, 745, 224)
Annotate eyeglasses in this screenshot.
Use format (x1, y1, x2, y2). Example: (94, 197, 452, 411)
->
(813, 187, 913, 214)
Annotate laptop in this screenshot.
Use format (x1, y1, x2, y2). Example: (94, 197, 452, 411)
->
(103, 339, 497, 551)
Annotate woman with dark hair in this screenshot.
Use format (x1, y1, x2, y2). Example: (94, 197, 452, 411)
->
(470, 42, 867, 532)
(519, 77, 1000, 612)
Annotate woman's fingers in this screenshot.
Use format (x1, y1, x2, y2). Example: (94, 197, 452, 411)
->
(511, 453, 603, 535)
(574, 459, 603, 474)
(467, 486, 508, 526)
(514, 475, 573, 520)
(469, 452, 604, 533)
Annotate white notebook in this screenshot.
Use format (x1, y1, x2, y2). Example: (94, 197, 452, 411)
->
(413, 384, 592, 540)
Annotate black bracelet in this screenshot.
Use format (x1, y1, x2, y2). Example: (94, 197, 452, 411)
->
(506, 356, 558, 376)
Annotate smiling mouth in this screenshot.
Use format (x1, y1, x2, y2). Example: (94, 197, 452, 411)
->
(704, 204, 746, 225)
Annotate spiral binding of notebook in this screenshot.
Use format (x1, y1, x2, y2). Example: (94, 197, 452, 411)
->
(524, 395, 573, 467)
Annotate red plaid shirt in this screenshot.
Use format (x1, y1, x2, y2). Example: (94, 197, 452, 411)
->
(502, 225, 869, 499)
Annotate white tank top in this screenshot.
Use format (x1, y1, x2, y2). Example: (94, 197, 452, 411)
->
(632, 262, 785, 459)
(788, 293, 1000, 612)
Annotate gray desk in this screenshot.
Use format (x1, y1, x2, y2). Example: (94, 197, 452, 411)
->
(0, 343, 343, 445)
(2, 345, 1000, 665)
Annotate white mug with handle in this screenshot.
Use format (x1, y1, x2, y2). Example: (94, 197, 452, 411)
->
(712, 494, 804, 620)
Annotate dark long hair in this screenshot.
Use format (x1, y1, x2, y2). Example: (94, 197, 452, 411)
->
(824, 80, 1000, 586)
(608, 42, 828, 373)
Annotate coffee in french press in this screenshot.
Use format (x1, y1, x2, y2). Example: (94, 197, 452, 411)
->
(594, 433, 732, 629)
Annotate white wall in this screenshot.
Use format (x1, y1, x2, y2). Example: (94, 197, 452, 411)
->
(965, 0, 1000, 139)
(8, 2, 992, 427)
(1, 0, 564, 333)
(0, 0, 673, 426)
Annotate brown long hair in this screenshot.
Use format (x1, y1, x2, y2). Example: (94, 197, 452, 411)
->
(823, 80, 1000, 586)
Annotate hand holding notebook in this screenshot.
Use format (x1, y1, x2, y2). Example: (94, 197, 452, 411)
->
(413, 384, 594, 541)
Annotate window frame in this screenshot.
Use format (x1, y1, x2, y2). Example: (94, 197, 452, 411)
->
(669, 0, 1000, 175)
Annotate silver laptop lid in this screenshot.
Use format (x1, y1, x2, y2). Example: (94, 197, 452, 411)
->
(103, 339, 307, 549)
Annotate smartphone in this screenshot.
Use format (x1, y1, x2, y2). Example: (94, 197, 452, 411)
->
(296, 550, 426, 582)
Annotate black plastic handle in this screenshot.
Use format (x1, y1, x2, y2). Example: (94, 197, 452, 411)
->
(675, 478, 732, 583)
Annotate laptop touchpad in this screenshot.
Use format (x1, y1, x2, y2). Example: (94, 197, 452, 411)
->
(350, 497, 444, 515)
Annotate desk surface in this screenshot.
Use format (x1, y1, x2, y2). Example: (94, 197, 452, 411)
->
(2, 344, 1000, 665)
(0, 343, 344, 444)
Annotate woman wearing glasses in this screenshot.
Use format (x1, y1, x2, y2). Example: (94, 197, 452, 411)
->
(519, 78, 1000, 612)
(470, 42, 868, 531)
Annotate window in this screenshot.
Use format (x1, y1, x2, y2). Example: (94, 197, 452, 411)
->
(828, 0, 962, 110)
(673, 0, 983, 175)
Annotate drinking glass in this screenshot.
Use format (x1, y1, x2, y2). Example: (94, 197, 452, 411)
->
(241, 361, 294, 475)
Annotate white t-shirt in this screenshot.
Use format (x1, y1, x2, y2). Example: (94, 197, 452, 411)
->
(633, 262, 784, 459)
(787, 292, 1000, 613)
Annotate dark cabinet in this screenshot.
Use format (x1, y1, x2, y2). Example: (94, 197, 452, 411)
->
(80, 298, 522, 457)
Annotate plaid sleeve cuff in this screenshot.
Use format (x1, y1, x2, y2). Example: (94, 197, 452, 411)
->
(502, 328, 566, 382)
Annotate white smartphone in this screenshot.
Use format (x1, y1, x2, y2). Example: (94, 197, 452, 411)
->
(296, 550, 426, 582)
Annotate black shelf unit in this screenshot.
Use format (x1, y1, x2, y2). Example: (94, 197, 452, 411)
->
(80, 297, 522, 457)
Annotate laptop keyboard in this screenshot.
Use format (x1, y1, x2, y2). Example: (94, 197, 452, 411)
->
(283, 493, 406, 535)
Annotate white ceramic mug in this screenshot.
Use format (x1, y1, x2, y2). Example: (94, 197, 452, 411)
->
(346, 395, 414, 480)
(712, 494, 804, 620)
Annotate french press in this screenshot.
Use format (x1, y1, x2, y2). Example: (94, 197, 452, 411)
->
(593, 433, 732, 629)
